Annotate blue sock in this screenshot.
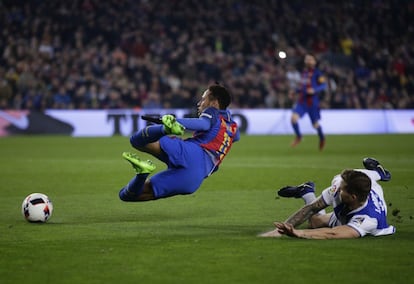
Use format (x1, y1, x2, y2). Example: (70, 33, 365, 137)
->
(292, 122, 301, 138)
(119, 173, 149, 201)
(316, 126, 325, 141)
(130, 125, 165, 148)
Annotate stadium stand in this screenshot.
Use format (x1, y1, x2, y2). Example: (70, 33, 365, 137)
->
(0, 0, 413, 110)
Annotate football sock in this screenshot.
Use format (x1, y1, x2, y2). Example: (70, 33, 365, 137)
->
(130, 125, 165, 148)
(302, 192, 316, 204)
(119, 173, 149, 201)
(302, 192, 326, 215)
(292, 122, 301, 138)
(316, 126, 325, 141)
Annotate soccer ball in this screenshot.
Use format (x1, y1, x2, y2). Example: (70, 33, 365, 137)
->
(21, 193, 53, 222)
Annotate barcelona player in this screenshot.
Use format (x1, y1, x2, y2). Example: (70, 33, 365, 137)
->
(119, 84, 240, 201)
(290, 53, 327, 150)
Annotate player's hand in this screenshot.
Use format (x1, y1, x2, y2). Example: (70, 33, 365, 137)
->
(274, 222, 300, 237)
(161, 114, 185, 135)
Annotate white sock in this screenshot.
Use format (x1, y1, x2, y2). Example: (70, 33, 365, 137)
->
(302, 192, 326, 215)
(302, 192, 316, 204)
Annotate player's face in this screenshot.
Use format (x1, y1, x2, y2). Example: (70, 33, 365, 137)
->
(304, 55, 316, 68)
(197, 89, 213, 114)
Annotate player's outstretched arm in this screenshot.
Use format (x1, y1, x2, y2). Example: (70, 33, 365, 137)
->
(177, 117, 211, 131)
(275, 223, 360, 239)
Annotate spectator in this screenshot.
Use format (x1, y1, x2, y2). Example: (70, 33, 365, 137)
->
(52, 86, 72, 109)
(0, 1, 412, 110)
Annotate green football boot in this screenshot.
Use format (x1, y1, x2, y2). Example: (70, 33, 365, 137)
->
(122, 152, 156, 174)
(162, 114, 185, 135)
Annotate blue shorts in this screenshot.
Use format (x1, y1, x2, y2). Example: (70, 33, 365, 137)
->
(150, 136, 214, 199)
(293, 103, 321, 124)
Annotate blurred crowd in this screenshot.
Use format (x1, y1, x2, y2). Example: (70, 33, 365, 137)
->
(1, 0, 413, 111)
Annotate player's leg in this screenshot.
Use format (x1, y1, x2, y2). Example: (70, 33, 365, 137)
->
(362, 157, 391, 181)
(278, 181, 315, 200)
(291, 112, 301, 136)
(278, 182, 326, 214)
(150, 167, 204, 199)
(313, 121, 325, 150)
(119, 152, 157, 202)
(129, 125, 165, 158)
(122, 163, 205, 201)
(309, 108, 325, 150)
(150, 138, 212, 199)
(309, 212, 333, 228)
(119, 175, 156, 201)
(129, 115, 184, 158)
(291, 105, 305, 147)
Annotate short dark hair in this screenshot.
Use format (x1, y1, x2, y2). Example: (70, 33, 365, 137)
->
(340, 169, 372, 202)
(208, 84, 231, 109)
(306, 53, 316, 60)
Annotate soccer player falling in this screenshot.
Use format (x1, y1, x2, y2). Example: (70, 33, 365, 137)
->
(119, 83, 240, 201)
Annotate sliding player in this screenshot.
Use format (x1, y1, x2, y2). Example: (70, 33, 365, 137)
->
(260, 158, 395, 239)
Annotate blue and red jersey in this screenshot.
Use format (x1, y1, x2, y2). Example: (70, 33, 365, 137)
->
(180, 107, 239, 167)
(297, 67, 327, 107)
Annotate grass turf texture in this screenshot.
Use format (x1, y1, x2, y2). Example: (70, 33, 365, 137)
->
(1, 134, 413, 284)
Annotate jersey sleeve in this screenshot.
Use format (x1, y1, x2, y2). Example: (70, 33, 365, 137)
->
(178, 107, 236, 132)
(347, 215, 378, 237)
(233, 127, 240, 142)
(313, 69, 327, 93)
(177, 116, 211, 131)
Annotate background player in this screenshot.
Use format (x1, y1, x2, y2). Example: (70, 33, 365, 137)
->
(290, 53, 327, 150)
(119, 83, 240, 201)
(259, 158, 395, 239)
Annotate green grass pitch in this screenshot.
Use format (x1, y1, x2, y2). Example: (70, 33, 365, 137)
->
(1, 134, 413, 284)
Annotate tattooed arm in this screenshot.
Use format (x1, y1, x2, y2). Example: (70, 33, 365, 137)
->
(258, 196, 329, 238)
(272, 196, 360, 239)
(284, 196, 328, 227)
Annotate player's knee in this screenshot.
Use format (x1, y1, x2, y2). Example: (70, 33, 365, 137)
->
(130, 133, 139, 147)
(130, 132, 146, 149)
